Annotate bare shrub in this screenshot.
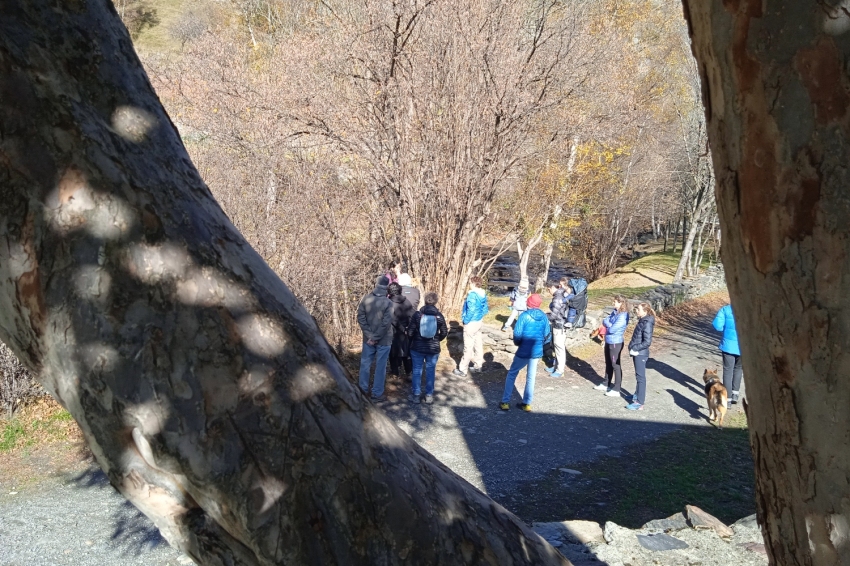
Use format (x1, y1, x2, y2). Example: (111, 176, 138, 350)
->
(0, 341, 43, 417)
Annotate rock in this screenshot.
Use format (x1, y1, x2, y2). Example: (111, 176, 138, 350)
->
(636, 533, 689, 551)
(686, 505, 734, 538)
(731, 514, 759, 532)
(642, 512, 689, 532)
(603, 521, 619, 543)
(532, 520, 605, 545)
(739, 542, 767, 554)
(559, 468, 582, 475)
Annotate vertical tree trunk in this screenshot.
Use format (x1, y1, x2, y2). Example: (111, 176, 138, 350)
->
(671, 218, 680, 253)
(663, 221, 669, 252)
(536, 241, 555, 292)
(0, 3, 568, 565)
(686, 1, 850, 563)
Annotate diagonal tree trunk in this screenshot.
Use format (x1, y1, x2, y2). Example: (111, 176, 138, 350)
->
(0, 2, 567, 565)
(686, 0, 850, 563)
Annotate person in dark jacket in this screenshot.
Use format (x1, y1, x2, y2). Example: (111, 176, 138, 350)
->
(387, 283, 415, 379)
(357, 275, 394, 400)
(595, 295, 630, 397)
(712, 304, 742, 405)
(499, 294, 551, 412)
(406, 292, 448, 404)
(546, 281, 568, 377)
(626, 302, 656, 410)
(397, 273, 421, 310)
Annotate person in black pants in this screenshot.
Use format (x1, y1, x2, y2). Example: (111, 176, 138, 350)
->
(627, 302, 656, 411)
(594, 295, 630, 396)
(712, 304, 742, 406)
(387, 283, 415, 378)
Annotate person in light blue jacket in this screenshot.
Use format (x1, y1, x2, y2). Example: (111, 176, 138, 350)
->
(594, 295, 630, 397)
(713, 304, 742, 404)
(454, 276, 489, 377)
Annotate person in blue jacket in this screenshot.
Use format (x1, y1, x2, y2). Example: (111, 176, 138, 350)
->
(500, 294, 551, 412)
(454, 276, 489, 377)
(594, 295, 630, 397)
(713, 304, 742, 404)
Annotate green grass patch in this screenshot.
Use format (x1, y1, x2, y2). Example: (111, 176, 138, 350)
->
(0, 420, 26, 452)
(623, 251, 715, 276)
(503, 411, 754, 527)
(587, 286, 656, 308)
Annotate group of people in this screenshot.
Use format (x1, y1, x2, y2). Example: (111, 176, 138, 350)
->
(358, 262, 743, 412)
(357, 262, 449, 404)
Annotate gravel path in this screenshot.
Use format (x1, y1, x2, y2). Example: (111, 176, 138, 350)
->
(0, 304, 741, 564)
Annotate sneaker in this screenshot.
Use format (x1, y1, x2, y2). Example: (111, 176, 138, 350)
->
(408, 393, 421, 404)
(424, 394, 434, 405)
(632, 395, 638, 403)
(499, 402, 510, 411)
(626, 403, 644, 411)
(371, 394, 386, 402)
(604, 390, 620, 397)
(469, 365, 482, 373)
(550, 372, 563, 378)
(516, 403, 532, 412)
(593, 383, 608, 391)
(731, 393, 740, 404)
(452, 368, 467, 377)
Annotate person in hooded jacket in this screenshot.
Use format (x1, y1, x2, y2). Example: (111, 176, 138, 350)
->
(713, 304, 742, 405)
(397, 273, 421, 310)
(387, 283, 415, 379)
(357, 275, 394, 400)
(454, 276, 489, 377)
(499, 294, 551, 412)
(546, 281, 568, 378)
(405, 292, 449, 404)
(626, 302, 656, 410)
(594, 295, 630, 397)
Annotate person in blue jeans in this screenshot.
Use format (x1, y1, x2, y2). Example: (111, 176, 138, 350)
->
(356, 275, 394, 401)
(626, 302, 656, 410)
(405, 292, 449, 404)
(594, 295, 630, 397)
(500, 294, 551, 412)
(712, 303, 742, 405)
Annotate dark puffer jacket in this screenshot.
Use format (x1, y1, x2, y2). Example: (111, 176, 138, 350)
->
(549, 288, 567, 328)
(628, 315, 655, 355)
(389, 294, 415, 359)
(406, 305, 449, 355)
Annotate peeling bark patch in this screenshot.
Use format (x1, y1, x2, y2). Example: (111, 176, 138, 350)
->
(772, 354, 793, 385)
(787, 175, 821, 241)
(795, 38, 850, 126)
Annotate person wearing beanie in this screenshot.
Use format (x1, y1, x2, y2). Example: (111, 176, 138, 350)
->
(502, 279, 530, 332)
(356, 275, 394, 401)
(499, 293, 551, 412)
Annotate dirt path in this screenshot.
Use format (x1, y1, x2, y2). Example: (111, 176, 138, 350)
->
(0, 294, 745, 563)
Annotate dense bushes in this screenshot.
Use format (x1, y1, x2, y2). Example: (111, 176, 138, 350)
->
(0, 341, 43, 417)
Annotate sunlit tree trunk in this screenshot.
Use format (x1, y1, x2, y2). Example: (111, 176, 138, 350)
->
(0, 2, 568, 565)
(686, 0, 850, 563)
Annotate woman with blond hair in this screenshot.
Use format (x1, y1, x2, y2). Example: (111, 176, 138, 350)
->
(594, 295, 630, 397)
(626, 302, 656, 410)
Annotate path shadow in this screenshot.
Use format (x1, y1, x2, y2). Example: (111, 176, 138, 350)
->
(647, 358, 704, 397)
(68, 467, 170, 556)
(666, 389, 705, 421)
(566, 353, 603, 385)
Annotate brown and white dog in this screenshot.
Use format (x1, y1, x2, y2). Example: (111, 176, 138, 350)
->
(589, 326, 607, 344)
(703, 368, 728, 428)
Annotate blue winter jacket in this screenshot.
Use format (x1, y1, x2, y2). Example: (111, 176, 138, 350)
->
(603, 310, 629, 344)
(461, 288, 489, 324)
(513, 308, 552, 359)
(712, 304, 740, 355)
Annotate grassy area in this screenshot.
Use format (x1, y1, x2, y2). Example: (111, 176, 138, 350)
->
(0, 400, 77, 453)
(587, 285, 657, 309)
(504, 411, 754, 527)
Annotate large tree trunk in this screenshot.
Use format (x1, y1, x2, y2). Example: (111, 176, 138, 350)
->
(0, 2, 567, 565)
(686, 1, 850, 564)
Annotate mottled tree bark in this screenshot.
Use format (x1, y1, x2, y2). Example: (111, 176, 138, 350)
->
(0, 1, 568, 565)
(685, 1, 850, 564)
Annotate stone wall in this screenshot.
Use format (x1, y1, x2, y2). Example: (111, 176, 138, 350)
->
(637, 265, 727, 314)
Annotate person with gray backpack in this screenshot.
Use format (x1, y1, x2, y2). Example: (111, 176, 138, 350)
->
(405, 292, 448, 404)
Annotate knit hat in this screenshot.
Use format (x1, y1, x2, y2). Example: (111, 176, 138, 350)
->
(398, 273, 413, 286)
(376, 275, 390, 286)
(518, 278, 529, 292)
(527, 294, 542, 309)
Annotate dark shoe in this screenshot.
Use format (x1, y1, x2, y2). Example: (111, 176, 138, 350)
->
(424, 394, 434, 405)
(371, 394, 386, 402)
(408, 393, 421, 404)
(516, 403, 532, 412)
(452, 368, 467, 377)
